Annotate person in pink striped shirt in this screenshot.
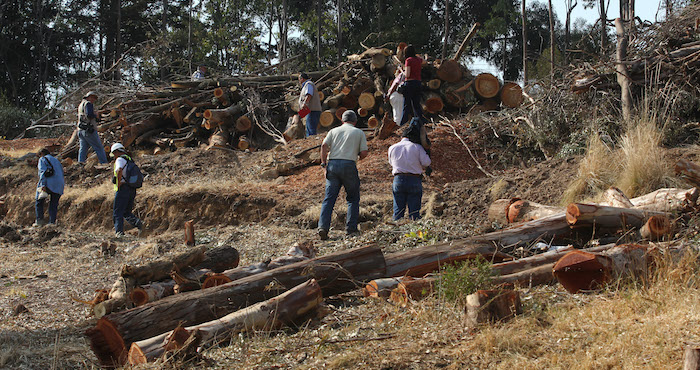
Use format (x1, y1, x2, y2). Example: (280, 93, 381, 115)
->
(387, 124, 431, 220)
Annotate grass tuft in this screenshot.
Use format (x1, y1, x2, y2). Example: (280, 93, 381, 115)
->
(562, 133, 616, 204)
(617, 119, 672, 197)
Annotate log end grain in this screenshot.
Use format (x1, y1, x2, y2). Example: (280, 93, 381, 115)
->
(552, 250, 612, 293)
(320, 111, 335, 127)
(474, 73, 500, 99)
(499, 82, 523, 108)
(86, 318, 127, 367)
(202, 274, 233, 289)
(130, 288, 149, 307)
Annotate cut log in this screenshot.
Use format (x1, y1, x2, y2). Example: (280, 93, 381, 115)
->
(491, 244, 615, 276)
(358, 107, 370, 118)
(121, 117, 162, 148)
(367, 115, 379, 129)
(235, 116, 252, 132)
(436, 24, 479, 83)
(351, 77, 374, 96)
(370, 54, 387, 71)
(630, 187, 699, 213)
(184, 220, 195, 246)
(466, 289, 522, 326)
(358, 92, 376, 110)
(473, 73, 500, 99)
(120, 246, 208, 286)
(94, 276, 136, 318)
(427, 79, 442, 90)
(423, 92, 444, 114)
(384, 242, 509, 278)
(603, 186, 634, 208)
(320, 110, 335, 127)
(170, 106, 184, 128)
(203, 100, 246, 123)
(129, 281, 176, 307)
(683, 344, 700, 370)
(499, 82, 523, 108)
(283, 114, 304, 141)
(207, 127, 230, 150)
(201, 262, 269, 289)
(196, 246, 240, 273)
(566, 203, 666, 230)
(183, 107, 198, 124)
(552, 244, 650, 293)
(237, 136, 250, 151)
(503, 198, 564, 224)
(469, 213, 571, 247)
(676, 159, 700, 187)
(364, 277, 413, 298)
(640, 215, 672, 240)
(335, 107, 347, 121)
(341, 94, 358, 109)
(86, 245, 385, 367)
(376, 112, 397, 140)
(389, 277, 434, 305)
(128, 279, 323, 365)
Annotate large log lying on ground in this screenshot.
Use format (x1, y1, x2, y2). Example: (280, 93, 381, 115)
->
(684, 344, 700, 370)
(488, 198, 564, 224)
(629, 188, 698, 213)
(566, 203, 666, 230)
(86, 245, 385, 367)
(128, 279, 323, 365)
(470, 213, 572, 247)
(384, 242, 510, 277)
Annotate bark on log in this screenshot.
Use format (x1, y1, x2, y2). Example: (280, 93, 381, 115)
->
(121, 117, 162, 148)
(384, 242, 509, 278)
(491, 244, 614, 276)
(127, 279, 323, 365)
(427, 79, 442, 90)
(499, 82, 523, 108)
(238, 136, 250, 151)
(683, 344, 700, 370)
(235, 116, 252, 132)
(376, 112, 397, 140)
(86, 245, 385, 367)
(203, 100, 246, 123)
(473, 73, 500, 99)
(552, 244, 650, 293)
(183, 107, 198, 124)
(129, 281, 176, 307)
(466, 289, 522, 326)
(566, 203, 666, 229)
(367, 115, 379, 129)
(120, 246, 208, 285)
(630, 187, 699, 213)
(326, 93, 345, 108)
(364, 277, 413, 299)
(358, 107, 370, 118)
(676, 159, 700, 187)
(389, 278, 434, 305)
(184, 220, 195, 246)
(488, 198, 564, 224)
(482, 97, 500, 111)
(341, 94, 358, 109)
(207, 127, 230, 150)
(170, 106, 184, 128)
(469, 213, 572, 247)
(603, 186, 634, 208)
(423, 92, 444, 113)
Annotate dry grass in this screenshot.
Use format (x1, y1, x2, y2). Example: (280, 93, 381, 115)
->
(562, 133, 617, 204)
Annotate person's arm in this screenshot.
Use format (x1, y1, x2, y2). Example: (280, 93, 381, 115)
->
(320, 142, 330, 166)
(358, 134, 368, 160)
(419, 147, 431, 168)
(38, 158, 47, 189)
(405, 65, 412, 80)
(86, 102, 96, 119)
(116, 167, 124, 188)
(358, 150, 368, 160)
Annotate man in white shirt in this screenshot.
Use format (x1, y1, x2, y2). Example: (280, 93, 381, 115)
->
(388, 124, 431, 220)
(318, 110, 368, 240)
(110, 143, 143, 236)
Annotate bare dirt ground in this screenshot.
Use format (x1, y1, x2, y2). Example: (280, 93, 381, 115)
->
(1, 120, 697, 369)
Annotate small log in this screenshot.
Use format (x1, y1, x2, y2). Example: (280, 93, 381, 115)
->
(566, 203, 666, 229)
(320, 110, 335, 127)
(470, 213, 572, 247)
(86, 245, 385, 367)
(466, 289, 522, 326)
(364, 277, 413, 298)
(283, 114, 304, 141)
(170, 106, 184, 128)
(630, 188, 699, 213)
(552, 244, 649, 293)
(376, 112, 397, 140)
(367, 115, 379, 129)
(341, 94, 358, 109)
(358, 92, 376, 110)
(335, 107, 347, 121)
(183, 107, 198, 124)
(237, 136, 250, 151)
(129, 281, 176, 307)
(370, 54, 387, 71)
(491, 244, 614, 276)
(389, 278, 434, 305)
(128, 279, 323, 365)
(184, 220, 195, 246)
(235, 116, 252, 132)
(203, 100, 246, 123)
(499, 82, 523, 108)
(603, 186, 634, 208)
(640, 215, 672, 240)
(93, 276, 136, 318)
(351, 77, 374, 96)
(473, 73, 500, 99)
(683, 344, 700, 370)
(120, 246, 208, 285)
(427, 79, 442, 90)
(121, 117, 162, 148)
(504, 199, 564, 224)
(358, 107, 370, 118)
(207, 127, 230, 150)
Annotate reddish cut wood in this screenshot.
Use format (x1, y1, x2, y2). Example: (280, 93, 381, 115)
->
(184, 220, 195, 246)
(473, 73, 500, 98)
(364, 277, 413, 299)
(640, 215, 672, 241)
(466, 289, 522, 326)
(85, 245, 385, 367)
(499, 82, 523, 108)
(128, 279, 323, 365)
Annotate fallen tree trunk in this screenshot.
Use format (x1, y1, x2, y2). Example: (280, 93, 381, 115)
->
(127, 279, 323, 365)
(499, 82, 523, 108)
(566, 203, 666, 229)
(684, 344, 700, 370)
(630, 188, 698, 213)
(203, 100, 246, 123)
(384, 242, 509, 277)
(488, 198, 564, 224)
(364, 277, 413, 298)
(86, 245, 385, 367)
(676, 159, 700, 187)
(469, 213, 572, 247)
(120, 246, 208, 285)
(602, 186, 634, 208)
(129, 281, 177, 307)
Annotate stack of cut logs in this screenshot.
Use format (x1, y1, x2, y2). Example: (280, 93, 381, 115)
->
(85, 159, 700, 368)
(55, 41, 523, 159)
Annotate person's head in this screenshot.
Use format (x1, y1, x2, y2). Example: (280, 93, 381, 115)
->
(37, 147, 50, 158)
(84, 91, 98, 103)
(110, 143, 126, 158)
(405, 45, 416, 58)
(298, 72, 310, 84)
(341, 110, 358, 125)
(402, 120, 421, 144)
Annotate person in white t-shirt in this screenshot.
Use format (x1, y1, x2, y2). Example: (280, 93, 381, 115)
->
(110, 143, 143, 236)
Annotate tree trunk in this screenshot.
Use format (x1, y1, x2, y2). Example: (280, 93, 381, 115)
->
(500, 82, 523, 108)
(615, 18, 632, 121)
(640, 215, 672, 241)
(336, 0, 342, 63)
(492, 243, 615, 276)
(469, 213, 571, 247)
(548, 0, 555, 81)
(466, 289, 522, 326)
(473, 73, 500, 99)
(120, 246, 208, 285)
(207, 126, 230, 149)
(317, 0, 322, 70)
(603, 186, 634, 208)
(441, 0, 450, 60)
(599, 0, 608, 53)
(128, 279, 323, 365)
(423, 92, 444, 114)
(86, 245, 385, 367)
(121, 116, 162, 147)
(676, 159, 700, 187)
(184, 220, 195, 246)
(522, 0, 528, 84)
(358, 92, 376, 110)
(203, 100, 246, 123)
(630, 187, 699, 213)
(384, 242, 508, 278)
(129, 281, 177, 306)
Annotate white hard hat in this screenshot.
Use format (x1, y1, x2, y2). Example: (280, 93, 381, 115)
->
(84, 91, 98, 99)
(110, 143, 125, 154)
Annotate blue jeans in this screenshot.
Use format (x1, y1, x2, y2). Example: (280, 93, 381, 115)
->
(392, 175, 423, 220)
(318, 159, 360, 232)
(306, 111, 321, 136)
(113, 186, 142, 233)
(35, 190, 60, 224)
(78, 129, 108, 163)
(400, 80, 423, 125)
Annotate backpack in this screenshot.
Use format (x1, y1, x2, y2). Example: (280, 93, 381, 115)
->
(123, 157, 144, 188)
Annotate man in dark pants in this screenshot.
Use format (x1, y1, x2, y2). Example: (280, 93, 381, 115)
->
(110, 143, 143, 236)
(298, 72, 322, 136)
(34, 147, 64, 226)
(388, 124, 431, 220)
(318, 110, 368, 240)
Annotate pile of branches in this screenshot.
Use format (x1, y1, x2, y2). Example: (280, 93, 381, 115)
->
(571, 2, 700, 94)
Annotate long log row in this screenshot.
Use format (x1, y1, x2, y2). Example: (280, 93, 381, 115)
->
(85, 244, 385, 367)
(127, 279, 323, 365)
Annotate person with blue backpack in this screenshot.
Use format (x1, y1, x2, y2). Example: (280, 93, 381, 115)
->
(34, 147, 64, 226)
(110, 143, 144, 236)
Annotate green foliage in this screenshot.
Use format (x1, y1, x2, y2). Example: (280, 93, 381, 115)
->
(0, 97, 33, 138)
(437, 257, 494, 304)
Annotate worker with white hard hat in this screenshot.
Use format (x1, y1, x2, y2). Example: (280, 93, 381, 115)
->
(110, 143, 143, 236)
(76, 91, 108, 163)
